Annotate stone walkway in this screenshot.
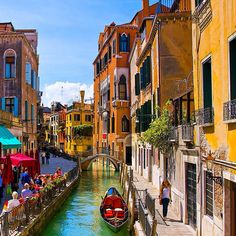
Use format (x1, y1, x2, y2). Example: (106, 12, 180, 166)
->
(40, 153, 77, 175)
(133, 171, 195, 236)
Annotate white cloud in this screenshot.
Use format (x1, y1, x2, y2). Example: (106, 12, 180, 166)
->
(42, 81, 93, 107)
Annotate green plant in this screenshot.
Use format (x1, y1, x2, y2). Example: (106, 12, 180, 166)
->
(73, 124, 93, 137)
(141, 103, 172, 154)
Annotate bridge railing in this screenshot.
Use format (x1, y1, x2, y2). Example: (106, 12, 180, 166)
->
(92, 147, 121, 160)
(0, 166, 79, 236)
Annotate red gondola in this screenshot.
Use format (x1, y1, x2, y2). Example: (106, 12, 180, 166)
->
(100, 187, 129, 232)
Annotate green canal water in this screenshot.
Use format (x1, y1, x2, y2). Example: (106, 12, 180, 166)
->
(40, 162, 130, 236)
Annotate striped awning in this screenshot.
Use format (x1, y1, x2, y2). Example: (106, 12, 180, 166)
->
(0, 125, 21, 149)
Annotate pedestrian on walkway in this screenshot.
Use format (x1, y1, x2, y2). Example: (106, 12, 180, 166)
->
(160, 179, 171, 220)
(46, 151, 50, 165)
(21, 168, 32, 185)
(41, 151, 45, 165)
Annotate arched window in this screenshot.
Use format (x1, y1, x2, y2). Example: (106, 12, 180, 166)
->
(119, 75, 127, 100)
(120, 33, 128, 52)
(122, 116, 129, 132)
(4, 49, 16, 78)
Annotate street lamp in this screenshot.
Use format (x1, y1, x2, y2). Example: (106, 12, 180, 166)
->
(205, 152, 223, 185)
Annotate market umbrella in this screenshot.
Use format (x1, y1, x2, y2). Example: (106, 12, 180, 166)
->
(2, 153, 13, 185)
(34, 149, 41, 175)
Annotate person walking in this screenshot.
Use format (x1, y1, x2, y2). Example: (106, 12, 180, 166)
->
(21, 168, 32, 185)
(46, 151, 50, 165)
(160, 179, 172, 220)
(41, 151, 45, 165)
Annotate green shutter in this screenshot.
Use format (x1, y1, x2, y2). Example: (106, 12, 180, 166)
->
(203, 59, 212, 108)
(230, 39, 236, 100)
(135, 73, 140, 95)
(140, 67, 144, 89)
(146, 56, 151, 85)
(143, 60, 147, 88)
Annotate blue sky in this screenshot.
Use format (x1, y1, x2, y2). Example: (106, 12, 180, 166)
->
(0, 0, 156, 106)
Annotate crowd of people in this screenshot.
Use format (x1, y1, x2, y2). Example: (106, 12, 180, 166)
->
(1, 166, 63, 214)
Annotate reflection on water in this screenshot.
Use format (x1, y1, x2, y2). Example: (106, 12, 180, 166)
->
(40, 161, 130, 236)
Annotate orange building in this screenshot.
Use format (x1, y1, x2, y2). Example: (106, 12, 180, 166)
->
(93, 0, 157, 164)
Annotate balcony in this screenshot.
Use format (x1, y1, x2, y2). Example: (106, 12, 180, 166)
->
(195, 107, 214, 126)
(169, 127, 178, 142)
(182, 124, 194, 142)
(223, 99, 236, 123)
(156, 0, 191, 13)
(192, 0, 212, 32)
(112, 97, 130, 108)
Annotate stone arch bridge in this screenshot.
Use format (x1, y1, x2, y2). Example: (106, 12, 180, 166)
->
(80, 154, 121, 171)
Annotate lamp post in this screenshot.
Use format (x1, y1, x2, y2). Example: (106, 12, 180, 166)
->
(205, 152, 223, 185)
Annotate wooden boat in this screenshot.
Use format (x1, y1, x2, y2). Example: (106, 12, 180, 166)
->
(100, 187, 129, 232)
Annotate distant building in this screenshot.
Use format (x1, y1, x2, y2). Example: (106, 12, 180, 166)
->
(65, 91, 93, 157)
(93, 0, 157, 163)
(0, 22, 40, 153)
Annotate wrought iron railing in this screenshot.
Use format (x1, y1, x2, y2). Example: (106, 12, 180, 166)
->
(223, 99, 236, 121)
(195, 107, 214, 125)
(146, 192, 155, 218)
(182, 124, 194, 142)
(146, 216, 152, 236)
(169, 127, 178, 142)
(157, 0, 191, 13)
(0, 166, 79, 236)
(139, 200, 147, 233)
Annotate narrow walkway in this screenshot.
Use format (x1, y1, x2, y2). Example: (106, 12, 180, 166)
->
(40, 153, 77, 174)
(133, 171, 195, 236)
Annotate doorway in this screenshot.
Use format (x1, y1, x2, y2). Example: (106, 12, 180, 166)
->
(186, 163, 197, 229)
(126, 146, 132, 166)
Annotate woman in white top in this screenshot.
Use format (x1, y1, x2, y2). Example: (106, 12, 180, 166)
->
(160, 179, 171, 220)
(6, 191, 20, 212)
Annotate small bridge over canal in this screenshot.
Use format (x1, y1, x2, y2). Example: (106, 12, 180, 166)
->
(80, 153, 121, 171)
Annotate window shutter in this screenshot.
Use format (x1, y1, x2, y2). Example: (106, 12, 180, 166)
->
(25, 63, 32, 84)
(136, 108, 141, 133)
(140, 67, 144, 89)
(5, 64, 10, 78)
(13, 97, 18, 117)
(143, 60, 147, 88)
(31, 104, 34, 123)
(118, 33, 121, 52)
(25, 101, 28, 121)
(146, 56, 151, 85)
(108, 46, 112, 60)
(135, 73, 140, 96)
(127, 34, 130, 52)
(1, 98, 5, 111)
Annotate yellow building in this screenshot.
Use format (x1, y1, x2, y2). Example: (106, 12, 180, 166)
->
(192, 0, 236, 235)
(65, 91, 93, 157)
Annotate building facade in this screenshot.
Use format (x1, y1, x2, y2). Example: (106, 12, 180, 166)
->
(192, 0, 236, 235)
(0, 22, 40, 154)
(93, 0, 157, 164)
(65, 91, 93, 157)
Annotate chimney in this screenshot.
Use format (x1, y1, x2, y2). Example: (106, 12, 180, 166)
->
(80, 90, 85, 105)
(142, 0, 149, 17)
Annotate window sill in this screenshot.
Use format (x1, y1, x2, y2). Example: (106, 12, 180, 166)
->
(4, 77, 16, 80)
(223, 119, 236, 124)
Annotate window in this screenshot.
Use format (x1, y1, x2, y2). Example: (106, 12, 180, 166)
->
(108, 45, 112, 60)
(74, 114, 80, 121)
(112, 39, 116, 54)
(31, 104, 34, 124)
(112, 113, 115, 133)
(31, 70, 37, 89)
(25, 62, 32, 84)
(119, 75, 127, 100)
(85, 115, 91, 122)
(229, 37, 236, 100)
(4, 49, 16, 78)
(119, 33, 130, 52)
(122, 116, 129, 132)
(202, 57, 212, 109)
(74, 145, 77, 151)
(5, 98, 14, 113)
(206, 171, 213, 217)
(25, 101, 28, 121)
(195, 0, 203, 8)
(70, 114, 72, 121)
(141, 23, 146, 42)
(135, 73, 140, 95)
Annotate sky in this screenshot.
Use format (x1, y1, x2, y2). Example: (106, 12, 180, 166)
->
(0, 0, 156, 106)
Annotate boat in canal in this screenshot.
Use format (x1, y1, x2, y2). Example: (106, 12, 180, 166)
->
(100, 187, 129, 232)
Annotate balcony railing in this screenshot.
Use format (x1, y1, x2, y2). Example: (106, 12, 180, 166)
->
(195, 107, 214, 126)
(223, 99, 236, 122)
(169, 127, 178, 142)
(182, 124, 194, 142)
(156, 0, 191, 13)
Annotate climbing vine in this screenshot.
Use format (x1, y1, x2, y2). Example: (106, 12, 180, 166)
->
(73, 124, 93, 137)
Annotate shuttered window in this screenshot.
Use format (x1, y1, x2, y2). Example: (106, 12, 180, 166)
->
(25, 62, 31, 84)
(135, 109, 141, 133)
(111, 114, 115, 133)
(135, 73, 140, 96)
(25, 101, 28, 121)
(31, 104, 34, 124)
(112, 39, 116, 54)
(230, 38, 236, 100)
(206, 171, 213, 217)
(119, 33, 130, 52)
(5, 56, 16, 78)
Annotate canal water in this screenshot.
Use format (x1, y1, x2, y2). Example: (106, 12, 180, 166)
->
(40, 161, 130, 236)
